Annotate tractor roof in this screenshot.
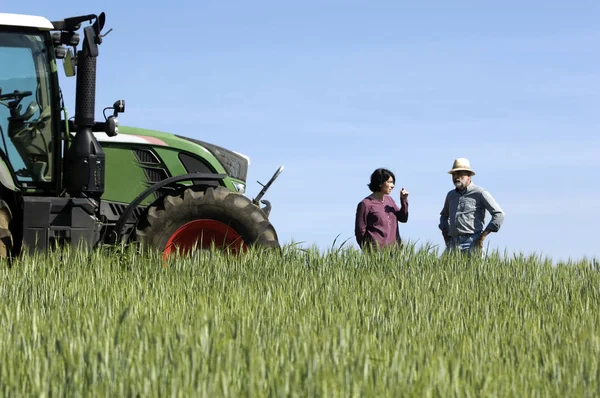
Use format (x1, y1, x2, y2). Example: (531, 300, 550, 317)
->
(0, 13, 54, 30)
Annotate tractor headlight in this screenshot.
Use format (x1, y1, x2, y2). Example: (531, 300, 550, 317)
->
(232, 182, 246, 194)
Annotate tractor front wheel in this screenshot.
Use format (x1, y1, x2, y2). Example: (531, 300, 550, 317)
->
(135, 186, 279, 259)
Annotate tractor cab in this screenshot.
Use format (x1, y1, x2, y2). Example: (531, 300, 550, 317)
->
(0, 18, 61, 192)
(0, 13, 111, 255)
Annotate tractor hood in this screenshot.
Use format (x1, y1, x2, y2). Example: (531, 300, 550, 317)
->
(94, 126, 249, 182)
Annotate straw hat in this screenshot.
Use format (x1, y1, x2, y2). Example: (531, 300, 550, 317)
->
(448, 158, 475, 175)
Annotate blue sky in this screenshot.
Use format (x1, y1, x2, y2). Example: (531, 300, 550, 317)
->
(7, 1, 600, 262)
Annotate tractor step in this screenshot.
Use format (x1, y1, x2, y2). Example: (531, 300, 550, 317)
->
(22, 197, 101, 254)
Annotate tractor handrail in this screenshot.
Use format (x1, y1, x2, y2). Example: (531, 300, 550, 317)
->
(111, 172, 226, 243)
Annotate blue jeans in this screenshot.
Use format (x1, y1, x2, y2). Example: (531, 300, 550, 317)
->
(446, 232, 485, 256)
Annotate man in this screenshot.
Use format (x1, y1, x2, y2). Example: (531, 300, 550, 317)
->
(439, 158, 504, 254)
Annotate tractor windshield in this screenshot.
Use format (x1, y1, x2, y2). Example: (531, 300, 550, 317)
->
(0, 31, 54, 183)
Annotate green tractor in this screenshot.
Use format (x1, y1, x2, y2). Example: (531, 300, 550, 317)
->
(0, 12, 282, 259)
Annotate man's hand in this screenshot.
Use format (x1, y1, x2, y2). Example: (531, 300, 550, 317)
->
(400, 187, 409, 200)
(476, 230, 491, 249)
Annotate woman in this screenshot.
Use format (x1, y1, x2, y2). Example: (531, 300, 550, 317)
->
(355, 168, 409, 250)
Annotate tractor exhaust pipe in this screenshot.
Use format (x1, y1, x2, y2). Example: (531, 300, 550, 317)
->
(65, 14, 106, 199)
(75, 28, 98, 128)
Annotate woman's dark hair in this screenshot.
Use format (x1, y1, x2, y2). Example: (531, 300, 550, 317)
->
(368, 168, 395, 192)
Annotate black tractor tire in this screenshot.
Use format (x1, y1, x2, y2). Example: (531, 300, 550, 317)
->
(135, 186, 280, 254)
(0, 201, 13, 259)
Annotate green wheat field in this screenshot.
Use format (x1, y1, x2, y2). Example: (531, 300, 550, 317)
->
(0, 243, 598, 397)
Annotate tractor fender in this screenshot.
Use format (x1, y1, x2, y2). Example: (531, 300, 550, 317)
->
(112, 172, 227, 243)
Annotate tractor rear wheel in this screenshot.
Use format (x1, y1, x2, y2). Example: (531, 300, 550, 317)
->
(135, 186, 279, 258)
(0, 201, 13, 259)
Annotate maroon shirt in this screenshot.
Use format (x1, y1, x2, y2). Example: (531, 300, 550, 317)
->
(355, 195, 408, 249)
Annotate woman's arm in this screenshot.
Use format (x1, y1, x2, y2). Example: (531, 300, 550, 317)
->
(395, 198, 409, 223)
(355, 201, 369, 245)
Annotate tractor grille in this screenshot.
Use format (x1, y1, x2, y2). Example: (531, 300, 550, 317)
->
(133, 149, 160, 164)
(131, 148, 170, 184)
(142, 167, 169, 184)
(131, 148, 170, 201)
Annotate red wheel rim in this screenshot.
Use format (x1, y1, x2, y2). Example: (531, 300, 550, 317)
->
(163, 219, 247, 260)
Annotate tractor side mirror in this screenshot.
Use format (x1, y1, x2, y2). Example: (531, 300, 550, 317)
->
(112, 100, 125, 115)
(103, 99, 125, 137)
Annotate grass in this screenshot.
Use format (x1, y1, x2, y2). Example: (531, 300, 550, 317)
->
(0, 244, 598, 396)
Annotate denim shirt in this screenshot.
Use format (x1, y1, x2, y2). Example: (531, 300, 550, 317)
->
(439, 184, 504, 237)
